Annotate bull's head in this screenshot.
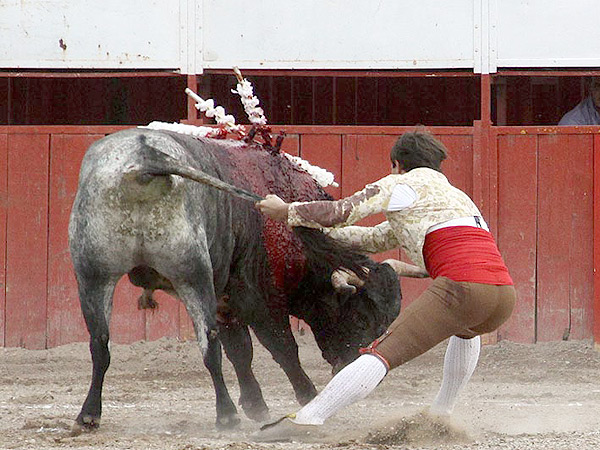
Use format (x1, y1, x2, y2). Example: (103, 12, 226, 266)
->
(290, 262, 401, 374)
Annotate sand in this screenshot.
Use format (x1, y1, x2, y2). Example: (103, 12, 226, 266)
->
(1, 333, 600, 449)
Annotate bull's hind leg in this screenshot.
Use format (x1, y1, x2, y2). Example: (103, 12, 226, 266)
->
(175, 282, 240, 429)
(252, 321, 318, 405)
(74, 273, 119, 431)
(220, 323, 270, 422)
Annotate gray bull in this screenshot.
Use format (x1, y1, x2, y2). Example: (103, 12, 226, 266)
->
(68, 128, 401, 430)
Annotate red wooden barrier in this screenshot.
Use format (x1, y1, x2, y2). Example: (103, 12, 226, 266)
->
(47, 134, 103, 347)
(0, 134, 6, 347)
(0, 125, 598, 348)
(496, 134, 538, 343)
(5, 134, 49, 349)
(495, 128, 596, 343)
(536, 134, 593, 341)
(595, 133, 600, 348)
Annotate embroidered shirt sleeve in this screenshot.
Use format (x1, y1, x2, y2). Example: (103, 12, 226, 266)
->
(324, 221, 401, 254)
(287, 176, 396, 228)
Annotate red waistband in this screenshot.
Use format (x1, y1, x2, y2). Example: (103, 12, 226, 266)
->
(423, 226, 513, 285)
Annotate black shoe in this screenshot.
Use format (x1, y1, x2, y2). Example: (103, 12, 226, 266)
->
(252, 416, 325, 442)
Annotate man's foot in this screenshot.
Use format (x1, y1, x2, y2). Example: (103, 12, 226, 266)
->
(252, 417, 325, 442)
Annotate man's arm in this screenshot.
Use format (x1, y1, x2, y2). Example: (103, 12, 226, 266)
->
(286, 178, 394, 228)
(324, 221, 400, 254)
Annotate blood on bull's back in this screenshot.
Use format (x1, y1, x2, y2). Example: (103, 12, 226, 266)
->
(217, 140, 332, 296)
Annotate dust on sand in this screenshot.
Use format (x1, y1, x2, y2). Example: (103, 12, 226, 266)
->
(1, 334, 600, 449)
(365, 411, 471, 446)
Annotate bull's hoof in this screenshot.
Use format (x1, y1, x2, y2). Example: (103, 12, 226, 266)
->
(71, 415, 101, 435)
(215, 414, 241, 430)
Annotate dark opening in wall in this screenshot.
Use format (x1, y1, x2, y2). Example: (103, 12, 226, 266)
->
(0, 75, 187, 125)
(6, 72, 595, 127)
(491, 75, 597, 125)
(198, 73, 481, 126)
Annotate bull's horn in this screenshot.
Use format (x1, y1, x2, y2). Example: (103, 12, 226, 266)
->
(331, 267, 370, 294)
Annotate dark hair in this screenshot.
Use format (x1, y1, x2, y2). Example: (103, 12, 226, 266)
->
(390, 130, 448, 172)
(293, 227, 373, 281)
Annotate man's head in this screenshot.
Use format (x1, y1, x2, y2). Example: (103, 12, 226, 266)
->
(590, 77, 600, 109)
(390, 131, 448, 173)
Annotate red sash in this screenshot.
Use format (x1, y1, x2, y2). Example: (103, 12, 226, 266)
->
(422, 226, 513, 285)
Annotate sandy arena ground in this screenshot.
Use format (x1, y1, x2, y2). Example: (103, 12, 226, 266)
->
(1, 332, 600, 450)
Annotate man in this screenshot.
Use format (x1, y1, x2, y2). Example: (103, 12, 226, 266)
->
(558, 77, 600, 125)
(254, 130, 516, 442)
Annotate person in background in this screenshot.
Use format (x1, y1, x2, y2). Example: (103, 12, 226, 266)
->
(558, 77, 600, 125)
(253, 130, 516, 442)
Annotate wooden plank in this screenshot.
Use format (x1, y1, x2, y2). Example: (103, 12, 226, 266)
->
(145, 291, 181, 341)
(5, 134, 49, 349)
(437, 135, 474, 196)
(110, 277, 146, 344)
(594, 134, 600, 346)
(47, 134, 103, 347)
(279, 133, 299, 157)
(487, 129, 500, 237)
(536, 134, 570, 342)
(565, 135, 594, 340)
(472, 121, 486, 218)
(497, 135, 537, 343)
(537, 134, 593, 341)
(179, 303, 196, 341)
(0, 133, 7, 347)
(299, 134, 342, 199)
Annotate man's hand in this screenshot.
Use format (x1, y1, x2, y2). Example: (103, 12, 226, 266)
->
(256, 194, 290, 222)
(382, 259, 429, 278)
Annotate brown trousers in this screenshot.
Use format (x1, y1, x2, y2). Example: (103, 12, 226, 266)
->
(363, 277, 516, 370)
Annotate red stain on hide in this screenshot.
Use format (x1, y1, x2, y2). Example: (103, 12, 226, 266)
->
(212, 141, 330, 296)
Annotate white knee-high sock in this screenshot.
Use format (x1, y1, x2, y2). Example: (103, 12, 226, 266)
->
(292, 354, 387, 425)
(430, 335, 480, 416)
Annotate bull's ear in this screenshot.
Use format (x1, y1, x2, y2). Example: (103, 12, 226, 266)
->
(364, 263, 402, 315)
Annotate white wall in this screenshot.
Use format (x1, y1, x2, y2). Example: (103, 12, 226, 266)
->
(0, 0, 198, 71)
(0, 0, 598, 74)
(201, 0, 476, 70)
(495, 0, 600, 69)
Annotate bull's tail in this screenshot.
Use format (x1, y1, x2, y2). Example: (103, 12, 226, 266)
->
(135, 135, 264, 203)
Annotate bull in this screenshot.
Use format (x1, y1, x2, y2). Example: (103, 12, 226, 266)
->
(68, 127, 401, 430)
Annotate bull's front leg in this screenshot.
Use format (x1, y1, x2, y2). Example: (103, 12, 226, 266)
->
(252, 320, 318, 405)
(220, 322, 270, 422)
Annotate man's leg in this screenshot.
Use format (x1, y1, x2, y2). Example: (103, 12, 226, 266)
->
(292, 354, 387, 425)
(254, 278, 497, 442)
(430, 335, 480, 416)
(254, 354, 387, 441)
